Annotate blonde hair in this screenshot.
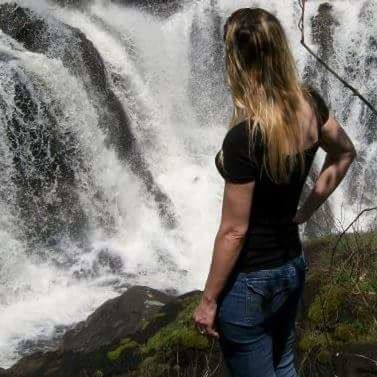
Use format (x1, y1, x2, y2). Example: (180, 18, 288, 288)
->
(222, 7, 312, 183)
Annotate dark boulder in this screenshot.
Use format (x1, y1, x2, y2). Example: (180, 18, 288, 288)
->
(2, 285, 228, 377)
(61, 285, 173, 353)
(333, 344, 377, 376)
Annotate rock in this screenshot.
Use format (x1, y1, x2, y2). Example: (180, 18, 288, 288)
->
(4, 352, 55, 377)
(333, 344, 377, 376)
(61, 285, 174, 353)
(2, 285, 229, 377)
(312, 3, 339, 62)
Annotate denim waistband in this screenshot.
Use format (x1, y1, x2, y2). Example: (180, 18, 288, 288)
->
(235, 253, 307, 279)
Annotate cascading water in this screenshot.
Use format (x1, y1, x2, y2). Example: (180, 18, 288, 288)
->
(0, 0, 375, 368)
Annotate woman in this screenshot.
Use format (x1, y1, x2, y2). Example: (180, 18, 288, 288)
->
(192, 7, 357, 377)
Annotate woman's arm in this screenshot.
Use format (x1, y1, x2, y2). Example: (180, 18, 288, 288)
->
(294, 116, 357, 223)
(192, 180, 255, 337)
(203, 181, 255, 302)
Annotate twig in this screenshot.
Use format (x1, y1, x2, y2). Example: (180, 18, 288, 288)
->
(351, 353, 377, 366)
(329, 206, 377, 273)
(354, 280, 377, 326)
(298, 0, 377, 116)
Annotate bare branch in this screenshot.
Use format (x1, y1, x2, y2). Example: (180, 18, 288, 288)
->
(298, 0, 377, 116)
(329, 206, 377, 273)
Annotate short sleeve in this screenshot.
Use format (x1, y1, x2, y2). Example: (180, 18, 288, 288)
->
(215, 123, 258, 184)
(306, 85, 330, 128)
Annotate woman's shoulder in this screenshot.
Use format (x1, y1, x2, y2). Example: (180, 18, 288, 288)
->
(301, 83, 330, 126)
(224, 119, 256, 143)
(224, 120, 249, 142)
(216, 120, 260, 183)
(223, 119, 262, 155)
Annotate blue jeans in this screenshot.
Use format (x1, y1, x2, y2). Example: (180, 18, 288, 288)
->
(215, 254, 308, 377)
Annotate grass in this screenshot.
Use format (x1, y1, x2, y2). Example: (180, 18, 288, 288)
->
(298, 229, 377, 369)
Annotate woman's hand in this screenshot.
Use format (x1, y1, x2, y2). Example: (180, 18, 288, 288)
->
(192, 296, 219, 339)
(292, 207, 311, 225)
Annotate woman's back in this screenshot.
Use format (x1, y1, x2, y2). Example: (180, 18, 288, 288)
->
(215, 84, 330, 272)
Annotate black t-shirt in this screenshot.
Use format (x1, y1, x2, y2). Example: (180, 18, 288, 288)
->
(215, 85, 330, 272)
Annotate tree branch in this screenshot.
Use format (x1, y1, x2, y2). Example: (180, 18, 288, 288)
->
(329, 206, 377, 273)
(298, 0, 377, 116)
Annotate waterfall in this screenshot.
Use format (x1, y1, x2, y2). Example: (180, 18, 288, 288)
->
(0, 0, 375, 368)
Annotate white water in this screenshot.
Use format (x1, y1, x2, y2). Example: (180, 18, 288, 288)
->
(0, 0, 376, 368)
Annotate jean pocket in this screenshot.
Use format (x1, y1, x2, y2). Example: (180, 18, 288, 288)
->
(245, 271, 304, 321)
(292, 253, 309, 275)
(270, 274, 302, 313)
(244, 278, 270, 325)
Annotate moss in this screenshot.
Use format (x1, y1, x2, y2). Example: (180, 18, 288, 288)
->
(137, 355, 170, 377)
(308, 285, 347, 325)
(298, 231, 377, 374)
(139, 318, 150, 331)
(298, 332, 328, 352)
(93, 371, 104, 377)
(333, 323, 357, 342)
(317, 350, 331, 364)
(153, 312, 166, 320)
(107, 338, 139, 362)
(357, 278, 377, 295)
(142, 326, 209, 355)
(140, 293, 210, 355)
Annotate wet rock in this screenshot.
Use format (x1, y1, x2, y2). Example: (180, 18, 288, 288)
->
(61, 285, 173, 353)
(1, 285, 230, 377)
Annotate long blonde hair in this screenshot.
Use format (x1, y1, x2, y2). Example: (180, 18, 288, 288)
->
(222, 7, 311, 183)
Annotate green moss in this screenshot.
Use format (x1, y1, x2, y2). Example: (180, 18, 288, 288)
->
(137, 355, 170, 377)
(142, 326, 209, 355)
(93, 371, 104, 377)
(317, 350, 331, 364)
(357, 278, 377, 295)
(308, 285, 347, 325)
(298, 332, 328, 352)
(107, 338, 139, 362)
(333, 323, 357, 342)
(153, 312, 166, 320)
(139, 318, 150, 331)
(140, 293, 210, 356)
(298, 231, 377, 375)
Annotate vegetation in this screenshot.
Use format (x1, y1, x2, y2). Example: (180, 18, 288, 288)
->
(103, 230, 377, 376)
(128, 294, 221, 377)
(107, 338, 140, 362)
(297, 229, 377, 372)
